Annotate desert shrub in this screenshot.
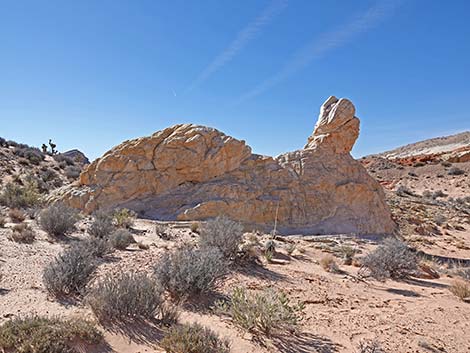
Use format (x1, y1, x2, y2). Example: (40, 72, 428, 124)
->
(263, 239, 276, 262)
(449, 280, 470, 301)
(8, 208, 26, 223)
(337, 244, 357, 265)
(413, 161, 425, 167)
(456, 267, 470, 281)
(395, 185, 414, 197)
(39, 204, 79, 237)
(43, 246, 96, 297)
(89, 211, 115, 238)
(9, 224, 35, 243)
(361, 238, 418, 280)
(53, 154, 75, 166)
(40, 167, 59, 182)
(0, 137, 6, 147)
(286, 243, 296, 256)
(320, 255, 340, 273)
(87, 272, 167, 322)
(109, 229, 135, 250)
(112, 208, 136, 228)
(0, 216, 5, 228)
(154, 245, 227, 300)
(448, 166, 465, 176)
(72, 237, 112, 258)
(441, 160, 452, 167)
(64, 165, 81, 179)
(13, 146, 44, 165)
(215, 287, 303, 336)
(200, 216, 243, 259)
(0, 181, 40, 208)
(160, 322, 230, 353)
(190, 221, 199, 233)
(0, 316, 102, 353)
(357, 339, 386, 353)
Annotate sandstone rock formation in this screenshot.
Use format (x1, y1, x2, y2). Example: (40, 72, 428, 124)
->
(56, 96, 395, 235)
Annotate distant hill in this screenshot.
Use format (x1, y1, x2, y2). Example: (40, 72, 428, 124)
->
(371, 131, 470, 160)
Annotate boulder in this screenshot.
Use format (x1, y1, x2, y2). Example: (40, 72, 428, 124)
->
(54, 96, 395, 235)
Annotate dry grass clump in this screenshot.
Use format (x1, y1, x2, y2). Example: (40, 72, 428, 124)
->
(43, 246, 96, 298)
(200, 216, 243, 260)
(9, 223, 35, 243)
(449, 280, 470, 302)
(89, 211, 115, 238)
(87, 272, 170, 323)
(357, 339, 386, 353)
(160, 322, 230, 353)
(215, 287, 303, 336)
(154, 245, 227, 300)
(8, 208, 26, 223)
(109, 229, 135, 250)
(361, 238, 418, 281)
(0, 181, 40, 209)
(39, 204, 79, 238)
(0, 316, 102, 353)
(113, 208, 136, 229)
(320, 254, 340, 273)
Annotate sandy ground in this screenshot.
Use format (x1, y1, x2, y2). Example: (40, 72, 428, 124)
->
(1, 217, 470, 353)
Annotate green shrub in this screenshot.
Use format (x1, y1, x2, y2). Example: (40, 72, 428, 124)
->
(200, 216, 243, 259)
(109, 229, 135, 250)
(88, 211, 114, 238)
(361, 238, 418, 281)
(154, 246, 227, 300)
(39, 204, 79, 237)
(43, 246, 96, 297)
(113, 208, 136, 228)
(0, 316, 102, 353)
(160, 322, 230, 353)
(215, 287, 303, 336)
(87, 272, 169, 322)
(0, 181, 40, 208)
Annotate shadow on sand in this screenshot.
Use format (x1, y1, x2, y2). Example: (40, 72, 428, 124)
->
(269, 331, 341, 353)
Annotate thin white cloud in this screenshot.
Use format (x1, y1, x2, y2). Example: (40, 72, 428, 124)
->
(234, 0, 400, 105)
(186, 0, 288, 92)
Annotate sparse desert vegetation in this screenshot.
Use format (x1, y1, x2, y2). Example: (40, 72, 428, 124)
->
(0, 127, 469, 353)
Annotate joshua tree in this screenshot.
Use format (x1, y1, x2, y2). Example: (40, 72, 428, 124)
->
(41, 143, 48, 154)
(48, 139, 57, 155)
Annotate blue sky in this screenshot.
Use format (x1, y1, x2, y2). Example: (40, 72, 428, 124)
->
(1, 0, 469, 161)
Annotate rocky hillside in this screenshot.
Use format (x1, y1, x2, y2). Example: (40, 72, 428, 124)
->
(372, 131, 470, 163)
(0, 138, 87, 200)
